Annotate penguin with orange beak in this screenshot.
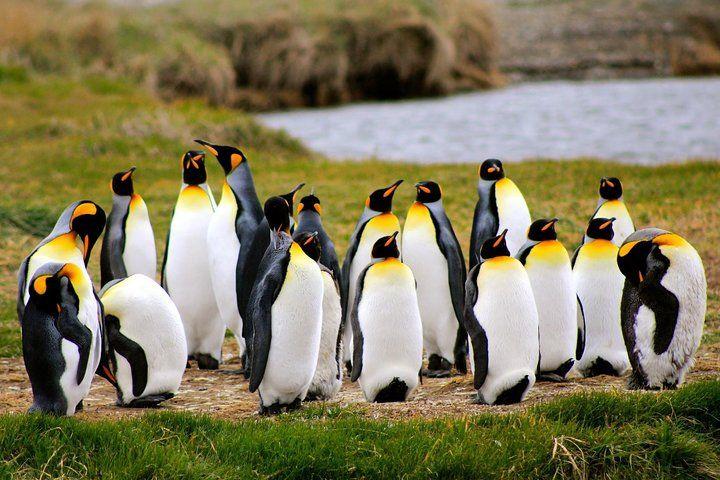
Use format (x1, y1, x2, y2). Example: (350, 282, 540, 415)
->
(18, 200, 105, 320)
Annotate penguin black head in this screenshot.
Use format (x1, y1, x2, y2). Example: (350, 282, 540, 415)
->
(182, 150, 207, 185)
(110, 167, 136, 196)
(371, 231, 400, 259)
(27, 263, 80, 314)
(195, 139, 246, 175)
(599, 177, 623, 200)
(296, 231, 321, 262)
(479, 159, 505, 181)
(69, 201, 106, 264)
(617, 228, 683, 287)
(264, 196, 291, 233)
(415, 181, 442, 203)
(480, 229, 510, 260)
(280, 183, 305, 213)
(366, 180, 403, 213)
(527, 218, 559, 242)
(297, 194, 322, 216)
(586, 217, 616, 241)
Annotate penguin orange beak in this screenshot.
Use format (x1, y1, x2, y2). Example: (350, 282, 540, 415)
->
(415, 183, 431, 194)
(493, 229, 508, 248)
(289, 183, 305, 202)
(605, 179, 615, 188)
(638, 271, 644, 283)
(303, 231, 319, 246)
(599, 218, 616, 230)
(383, 180, 403, 198)
(385, 231, 399, 246)
(194, 139, 219, 157)
(82, 235, 90, 261)
(541, 218, 559, 231)
(121, 166, 136, 182)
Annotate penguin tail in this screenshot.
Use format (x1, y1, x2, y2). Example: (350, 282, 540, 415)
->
(484, 370, 535, 405)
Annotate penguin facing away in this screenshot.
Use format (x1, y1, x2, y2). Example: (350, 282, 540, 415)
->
(297, 231, 343, 401)
(584, 177, 634, 247)
(573, 217, 630, 377)
(100, 274, 187, 407)
(341, 180, 403, 372)
(469, 159, 531, 270)
(402, 181, 467, 377)
(516, 218, 576, 381)
(22, 262, 105, 416)
(463, 230, 539, 405)
(248, 230, 324, 414)
(18, 200, 105, 320)
(617, 228, 706, 390)
(294, 193, 341, 283)
(162, 150, 223, 370)
(100, 166, 157, 287)
(351, 232, 423, 403)
(197, 140, 263, 366)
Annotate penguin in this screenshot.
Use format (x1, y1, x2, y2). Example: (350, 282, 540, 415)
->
(350, 232, 423, 403)
(463, 230, 539, 405)
(341, 180, 403, 372)
(197, 140, 263, 365)
(18, 200, 105, 320)
(21, 262, 105, 416)
(617, 228, 706, 390)
(296, 231, 343, 401)
(161, 150, 223, 370)
(469, 159, 531, 270)
(247, 229, 324, 414)
(100, 166, 157, 287)
(294, 193, 341, 282)
(516, 218, 576, 381)
(402, 181, 467, 377)
(573, 217, 630, 377)
(99, 274, 188, 407)
(583, 177, 634, 247)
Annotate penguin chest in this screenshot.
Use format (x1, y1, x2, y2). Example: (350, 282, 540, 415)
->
(25, 234, 84, 303)
(494, 178, 531, 253)
(207, 189, 241, 296)
(123, 195, 156, 279)
(593, 200, 634, 246)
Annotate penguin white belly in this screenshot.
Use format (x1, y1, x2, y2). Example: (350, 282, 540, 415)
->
(592, 200, 634, 247)
(102, 275, 187, 403)
(259, 258, 323, 406)
(206, 193, 244, 353)
(495, 178, 531, 254)
(165, 187, 223, 359)
(574, 242, 629, 375)
(122, 195, 156, 280)
(308, 271, 343, 399)
(525, 243, 577, 372)
(357, 261, 423, 402)
(632, 246, 706, 387)
(25, 234, 85, 304)
(473, 258, 538, 404)
(402, 224, 456, 361)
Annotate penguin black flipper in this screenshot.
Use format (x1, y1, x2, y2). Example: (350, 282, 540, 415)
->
(350, 265, 370, 383)
(469, 184, 498, 270)
(575, 295, 586, 360)
(463, 265, 489, 389)
(238, 218, 271, 344)
(248, 241, 291, 393)
(620, 280, 644, 382)
(105, 314, 148, 397)
(641, 248, 679, 355)
(16, 257, 31, 321)
(160, 206, 175, 291)
(55, 280, 93, 386)
(340, 220, 369, 321)
(100, 198, 130, 287)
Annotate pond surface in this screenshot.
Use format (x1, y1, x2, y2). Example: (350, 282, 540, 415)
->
(259, 77, 720, 164)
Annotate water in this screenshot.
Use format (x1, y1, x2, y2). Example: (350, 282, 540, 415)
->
(259, 77, 720, 165)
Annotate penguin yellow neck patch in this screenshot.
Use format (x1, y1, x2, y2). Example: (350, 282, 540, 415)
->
(36, 233, 82, 261)
(178, 185, 213, 211)
(526, 240, 568, 266)
(404, 203, 434, 234)
(482, 256, 518, 270)
(365, 213, 401, 236)
(581, 239, 618, 259)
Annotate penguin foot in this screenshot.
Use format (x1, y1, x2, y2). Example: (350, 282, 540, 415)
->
(122, 393, 174, 408)
(196, 354, 219, 370)
(471, 392, 488, 405)
(75, 400, 84, 412)
(537, 373, 566, 383)
(426, 354, 453, 377)
(422, 368, 452, 378)
(285, 398, 302, 412)
(259, 402, 283, 416)
(344, 360, 353, 376)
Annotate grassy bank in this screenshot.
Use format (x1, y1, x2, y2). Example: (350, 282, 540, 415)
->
(1, 381, 718, 478)
(0, 0, 499, 110)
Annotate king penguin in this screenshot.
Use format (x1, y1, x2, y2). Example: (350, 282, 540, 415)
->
(617, 228, 706, 390)
(294, 193, 341, 282)
(99, 274, 187, 407)
(469, 159, 531, 270)
(162, 150, 223, 370)
(296, 231, 343, 401)
(196, 140, 263, 365)
(350, 232, 423, 403)
(516, 218, 576, 381)
(583, 177, 634, 247)
(402, 181, 467, 377)
(464, 230, 539, 405)
(18, 200, 105, 320)
(248, 229, 324, 414)
(21, 262, 105, 416)
(100, 166, 156, 287)
(573, 217, 630, 377)
(341, 180, 403, 372)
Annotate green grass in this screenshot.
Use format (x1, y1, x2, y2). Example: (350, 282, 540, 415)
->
(0, 381, 718, 479)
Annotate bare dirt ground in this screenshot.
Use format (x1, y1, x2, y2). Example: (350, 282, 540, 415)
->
(2, 339, 718, 421)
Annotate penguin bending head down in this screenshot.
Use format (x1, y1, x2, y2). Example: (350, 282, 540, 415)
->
(617, 229, 706, 390)
(463, 230, 539, 405)
(100, 166, 157, 287)
(351, 232, 423, 403)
